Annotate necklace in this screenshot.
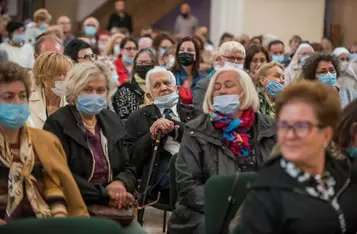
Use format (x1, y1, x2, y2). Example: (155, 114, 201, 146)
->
(83, 120, 97, 130)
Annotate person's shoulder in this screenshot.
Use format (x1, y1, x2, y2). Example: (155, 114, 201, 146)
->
(22, 43, 34, 51)
(255, 112, 275, 127)
(196, 76, 210, 88)
(28, 126, 60, 144)
(47, 105, 72, 123)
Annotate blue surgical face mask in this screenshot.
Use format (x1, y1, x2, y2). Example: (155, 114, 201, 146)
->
(154, 92, 179, 108)
(123, 55, 134, 64)
(85, 26, 97, 36)
(39, 23, 48, 31)
(271, 55, 285, 63)
(0, 104, 30, 129)
(98, 43, 106, 52)
(266, 80, 284, 99)
(112, 74, 119, 84)
(159, 48, 166, 56)
(350, 53, 357, 62)
(76, 94, 107, 116)
(319, 72, 337, 86)
(114, 45, 121, 56)
(346, 146, 357, 158)
(51, 81, 66, 97)
(12, 34, 25, 43)
(300, 55, 309, 65)
(212, 94, 241, 116)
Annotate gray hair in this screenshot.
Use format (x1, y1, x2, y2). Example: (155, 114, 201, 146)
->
(145, 66, 176, 93)
(203, 67, 259, 113)
(65, 61, 116, 104)
(218, 41, 246, 58)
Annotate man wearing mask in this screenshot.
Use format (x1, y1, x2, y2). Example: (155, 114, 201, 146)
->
(124, 66, 196, 208)
(57, 15, 74, 46)
(268, 40, 290, 67)
(193, 41, 246, 114)
(174, 2, 198, 37)
(256, 62, 285, 118)
(0, 21, 34, 69)
(107, 0, 133, 33)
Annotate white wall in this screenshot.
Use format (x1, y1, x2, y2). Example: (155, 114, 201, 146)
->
(77, 0, 108, 21)
(210, 0, 325, 47)
(243, 0, 325, 46)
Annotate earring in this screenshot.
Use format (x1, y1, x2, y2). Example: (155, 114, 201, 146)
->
(323, 143, 328, 149)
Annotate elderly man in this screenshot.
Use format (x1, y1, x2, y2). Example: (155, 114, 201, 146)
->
(57, 15, 74, 46)
(193, 41, 246, 114)
(124, 66, 196, 205)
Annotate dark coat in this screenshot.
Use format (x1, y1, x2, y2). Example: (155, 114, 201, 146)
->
(193, 77, 210, 115)
(43, 105, 136, 204)
(124, 102, 196, 195)
(241, 155, 357, 234)
(107, 12, 133, 33)
(168, 113, 277, 234)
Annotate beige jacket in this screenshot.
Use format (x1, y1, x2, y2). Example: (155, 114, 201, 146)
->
(28, 86, 67, 129)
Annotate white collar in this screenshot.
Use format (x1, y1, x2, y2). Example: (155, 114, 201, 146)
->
(159, 104, 179, 118)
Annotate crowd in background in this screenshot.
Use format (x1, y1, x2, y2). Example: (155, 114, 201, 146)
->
(0, 0, 357, 233)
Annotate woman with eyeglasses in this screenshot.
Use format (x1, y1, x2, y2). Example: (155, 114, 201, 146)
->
(301, 53, 357, 108)
(111, 48, 158, 122)
(29, 51, 73, 128)
(114, 37, 138, 84)
(64, 38, 97, 63)
(171, 37, 205, 105)
(243, 44, 271, 82)
(240, 81, 357, 234)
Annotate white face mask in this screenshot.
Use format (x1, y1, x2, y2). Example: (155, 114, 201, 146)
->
(223, 61, 243, 70)
(51, 81, 66, 97)
(340, 61, 349, 73)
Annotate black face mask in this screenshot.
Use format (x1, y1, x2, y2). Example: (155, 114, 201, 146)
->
(134, 65, 154, 78)
(178, 52, 194, 66)
(181, 12, 189, 18)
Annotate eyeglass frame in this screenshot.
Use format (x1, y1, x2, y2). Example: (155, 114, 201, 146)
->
(276, 121, 326, 138)
(78, 54, 97, 61)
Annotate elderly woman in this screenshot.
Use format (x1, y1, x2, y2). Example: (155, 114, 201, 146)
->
(240, 81, 357, 234)
(168, 67, 277, 234)
(243, 44, 271, 81)
(256, 62, 285, 118)
(301, 53, 357, 107)
(335, 99, 357, 160)
(0, 61, 88, 222)
(332, 47, 357, 90)
(171, 37, 206, 104)
(111, 48, 158, 121)
(43, 61, 136, 212)
(193, 41, 246, 114)
(284, 43, 314, 86)
(29, 51, 73, 128)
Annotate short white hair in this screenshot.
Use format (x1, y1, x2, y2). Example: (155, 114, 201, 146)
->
(145, 66, 176, 93)
(218, 41, 246, 58)
(203, 67, 259, 113)
(65, 61, 116, 104)
(83, 17, 100, 29)
(262, 34, 279, 48)
(332, 47, 350, 57)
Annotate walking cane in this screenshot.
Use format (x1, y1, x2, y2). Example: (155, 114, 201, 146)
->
(138, 130, 162, 225)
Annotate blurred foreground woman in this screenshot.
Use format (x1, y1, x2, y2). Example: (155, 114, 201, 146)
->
(241, 81, 357, 234)
(0, 62, 88, 222)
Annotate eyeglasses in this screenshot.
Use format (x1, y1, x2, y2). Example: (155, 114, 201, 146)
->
(222, 55, 244, 63)
(78, 54, 97, 61)
(123, 47, 138, 52)
(277, 121, 325, 138)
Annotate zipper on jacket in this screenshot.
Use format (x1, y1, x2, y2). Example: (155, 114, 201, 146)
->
(292, 177, 350, 233)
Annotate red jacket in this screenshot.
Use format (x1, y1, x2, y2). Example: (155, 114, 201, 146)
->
(114, 57, 129, 84)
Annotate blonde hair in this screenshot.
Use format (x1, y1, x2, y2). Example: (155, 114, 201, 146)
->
(33, 8, 52, 22)
(257, 62, 284, 77)
(83, 17, 99, 29)
(218, 41, 246, 58)
(65, 61, 116, 104)
(104, 33, 125, 56)
(32, 51, 73, 87)
(203, 67, 259, 113)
